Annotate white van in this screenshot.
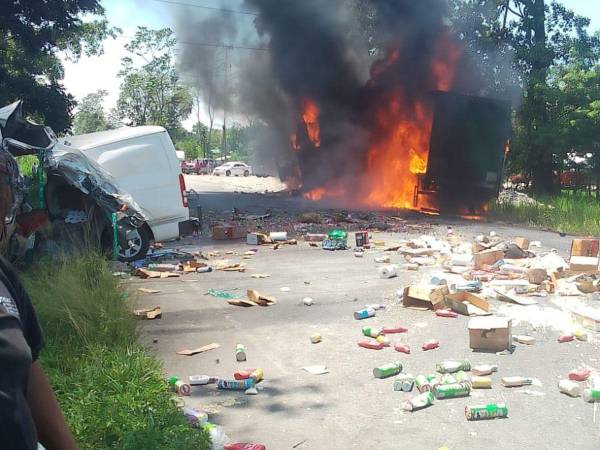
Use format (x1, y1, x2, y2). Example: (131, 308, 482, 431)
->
(58, 126, 191, 259)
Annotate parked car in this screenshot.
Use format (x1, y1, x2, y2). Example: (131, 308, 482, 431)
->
(181, 160, 199, 174)
(212, 161, 252, 177)
(0, 101, 195, 262)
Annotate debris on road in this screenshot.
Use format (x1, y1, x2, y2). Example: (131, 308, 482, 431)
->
(310, 333, 322, 344)
(354, 307, 376, 320)
(207, 289, 240, 300)
(401, 391, 435, 411)
(422, 339, 440, 351)
(176, 342, 220, 356)
(132, 306, 162, 320)
(465, 403, 508, 421)
(168, 376, 192, 396)
(236, 344, 247, 362)
(373, 362, 402, 379)
(302, 365, 329, 375)
(137, 287, 160, 294)
(558, 379, 581, 397)
(394, 343, 411, 354)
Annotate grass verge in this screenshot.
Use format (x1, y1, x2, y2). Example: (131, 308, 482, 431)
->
(489, 193, 600, 235)
(22, 252, 210, 450)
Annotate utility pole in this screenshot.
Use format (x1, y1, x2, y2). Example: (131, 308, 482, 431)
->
(221, 46, 231, 162)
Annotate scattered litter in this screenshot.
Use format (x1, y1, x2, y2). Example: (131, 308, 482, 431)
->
(422, 339, 440, 351)
(228, 290, 277, 307)
(218, 378, 255, 390)
(401, 391, 434, 411)
(383, 326, 408, 334)
(207, 289, 240, 300)
(236, 344, 247, 362)
(354, 307, 376, 320)
(378, 264, 399, 279)
(358, 340, 385, 350)
(168, 376, 191, 396)
(513, 335, 536, 345)
(189, 375, 214, 385)
(183, 407, 208, 428)
(557, 334, 574, 343)
(472, 364, 498, 376)
(373, 362, 402, 379)
(583, 388, 600, 403)
(176, 342, 220, 356)
(569, 368, 591, 382)
(302, 365, 329, 375)
(251, 273, 270, 279)
(501, 376, 538, 387)
(559, 379, 581, 397)
(303, 297, 314, 306)
(280, 286, 291, 292)
(137, 288, 160, 294)
(244, 387, 259, 395)
(465, 403, 508, 420)
(133, 306, 162, 320)
(394, 344, 411, 354)
(310, 333, 322, 344)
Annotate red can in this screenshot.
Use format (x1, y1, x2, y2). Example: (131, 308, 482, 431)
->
(234, 369, 257, 380)
(569, 368, 591, 381)
(435, 309, 458, 318)
(422, 339, 439, 351)
(557, 334, 574, 343)
(394, 343, 411, 354)
(355, 231, 369, 247)
(358, 340, 385, 350)
(382, 326, 408, 334)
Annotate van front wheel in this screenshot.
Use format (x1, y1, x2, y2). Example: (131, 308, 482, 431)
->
(118, 226, 151, 262)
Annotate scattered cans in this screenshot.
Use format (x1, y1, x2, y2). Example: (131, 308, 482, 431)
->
(401, 391, 435, 412)
(168, 376, 192, 396)
(415, 375, 433, 393)
(394, 374, 415, 392)
(362, 326, 382, 338)
(394, 343, 411, 354)
(376, 335, 391, 346)
(236, 344, 247, 362)
(569, 368, 591, 382)
(422, 339, 440, 351)
(383, 326, 408, 334)
(465, 403, 508, 421)
(434, 382, 471, 399)
(574, 329, 588, 341)
(471, 376, 492, 389)
(189, 375, 214, 385)
(310, 333, 322, 344)
(472, 364, 498, 376)
(217, 378, 255, 390)
(373, 362, 403, 379)
(557, 334, 574, 343)
(583, 388, 600, 403)
(501, 376, 534, 387)
(558, 379, 581, 397)
(436, 360, 471, 374)
(354, 307, 376, 320)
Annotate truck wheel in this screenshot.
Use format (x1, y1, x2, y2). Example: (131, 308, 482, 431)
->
(226, 170, 231, 176)
(244, 170, 249, 177)
(102, 225, 151, 262)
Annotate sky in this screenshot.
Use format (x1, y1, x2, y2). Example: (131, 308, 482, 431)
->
(61, 0, 600, 130)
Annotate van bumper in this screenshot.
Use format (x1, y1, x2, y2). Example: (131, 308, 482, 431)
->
(178, 218, 200, 237)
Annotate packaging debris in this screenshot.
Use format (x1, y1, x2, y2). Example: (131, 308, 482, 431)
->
(403, 285, 449, 310)
(133, 306, 162, 320)
(468, 316, 512, 352)
(135, 268, 180, 279)
(569, 239, 600, 272)
(227, 289, 277, 307)
(444, 291, 490, 316)
(302, 365, 329, 375)
(176, 342, 220, 356)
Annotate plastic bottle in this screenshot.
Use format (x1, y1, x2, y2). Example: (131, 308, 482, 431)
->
(583, 388, 600, 403)
(558, 379, 581, 397)
(373, 362, 402, 379)
(501, 376, 534, 387)
(354, 307, 376, 320)
(394, 343, 411, 354)
(436, 360, 471, 374)
(401, 391, 435, 411)
(472, 364, 498, 376)
(422, 339, 440, 351)
(189, 374, 213, 385)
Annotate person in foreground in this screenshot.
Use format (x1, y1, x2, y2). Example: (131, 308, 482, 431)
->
(0, 148, 79, 449)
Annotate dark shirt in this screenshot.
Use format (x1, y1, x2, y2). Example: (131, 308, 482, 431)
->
(0, 257, 43, 450)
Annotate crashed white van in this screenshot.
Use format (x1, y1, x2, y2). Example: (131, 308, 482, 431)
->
(0, 101, 193, 261)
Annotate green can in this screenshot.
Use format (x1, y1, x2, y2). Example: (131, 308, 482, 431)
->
(362, 326, 381, 338)
(440, 373, 457, 385)
(465, 403, 509, 420)
(373, 362, 402, 379)
(455, 370, 471, 384)
(583, 389, 600, 403)
(402, 391, 435, 411)
(436, 359, 471, 374)
(415, 375, 432, 392)
(434, 382, 471, 399)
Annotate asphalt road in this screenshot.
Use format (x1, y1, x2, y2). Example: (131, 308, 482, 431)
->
(132, 179, 600, 450)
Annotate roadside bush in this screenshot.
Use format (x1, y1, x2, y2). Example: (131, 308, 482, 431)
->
(22, 253, 210, 450)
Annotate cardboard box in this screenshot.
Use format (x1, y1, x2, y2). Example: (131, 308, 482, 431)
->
(444, 291, 490, 316)
(403, 285, 449, 310)
(570, 239, 600, 271)
(468, 316, 512, 352)
(473, 249, 505, 270)
(212, 224, 247, 240)
(246, 232, 269, 245)
(515, 237, 530, 250)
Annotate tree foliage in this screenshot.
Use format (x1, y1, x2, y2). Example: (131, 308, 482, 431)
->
(0, 0, 119, 132)
(73, 90, 120, 135)
(116, 27, 193, 134)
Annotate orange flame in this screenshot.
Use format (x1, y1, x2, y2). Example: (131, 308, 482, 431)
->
(301, 99, 321, 148)
(303, 187, 326, 201)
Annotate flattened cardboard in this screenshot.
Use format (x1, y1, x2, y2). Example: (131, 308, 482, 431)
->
(133, 306, 162, 319)
(468, 316, 512, 352)
(473, 249, 505, 270)
(403, 285, 449, 310)
(444, 291, 490, 316)
(176, 342, 220, 356)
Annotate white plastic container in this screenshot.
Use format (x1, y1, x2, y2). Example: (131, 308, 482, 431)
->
(378, 264, 399, 279)
(269, 231, 288, 241)
(558, 379, 581, 397)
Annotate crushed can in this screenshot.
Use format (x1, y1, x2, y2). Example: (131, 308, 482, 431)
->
(401, 391, 434, 411)
(434, 382, 471, 399)
(465, 403, 508, 421)
(422, 339, 439, 351)
(383, 326, 408, 334)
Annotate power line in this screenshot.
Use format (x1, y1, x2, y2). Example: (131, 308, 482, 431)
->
(149, 0, 258, 16)
(177, 40, 267, 51)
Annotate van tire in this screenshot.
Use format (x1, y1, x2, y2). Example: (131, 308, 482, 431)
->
(244, 170, 249, 177)
(226, 170, 231, 176)
(103, 224, 151, 262)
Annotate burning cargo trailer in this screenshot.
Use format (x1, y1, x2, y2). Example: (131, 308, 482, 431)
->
(286, 91, 511, 215)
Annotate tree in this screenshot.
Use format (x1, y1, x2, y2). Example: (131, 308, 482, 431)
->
(73, 90, 120, 134)
(0, 1, 119, 133)
(117, 27, 193, 134)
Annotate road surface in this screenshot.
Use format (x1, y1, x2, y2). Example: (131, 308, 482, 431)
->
(131, 176, 600, 450)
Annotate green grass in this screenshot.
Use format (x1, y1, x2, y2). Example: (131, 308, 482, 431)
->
(489, 192, 600, 235)
(22, 253, 210, 450)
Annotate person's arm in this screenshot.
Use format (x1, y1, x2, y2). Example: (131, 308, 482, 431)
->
(27, 361, 79, 450)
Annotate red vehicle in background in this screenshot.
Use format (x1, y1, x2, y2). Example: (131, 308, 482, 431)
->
(181, 159, 216, 175)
